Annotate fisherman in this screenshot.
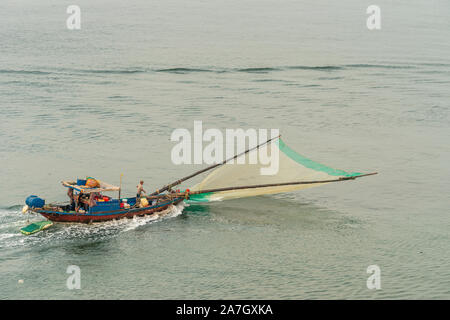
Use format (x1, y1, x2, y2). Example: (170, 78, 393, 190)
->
(67, 188, 76, 211)
(75, 192, 87, 212)
(136, 180, 146, 202)
(88, 193, 97, 208)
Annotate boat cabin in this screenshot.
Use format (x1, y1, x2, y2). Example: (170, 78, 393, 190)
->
(62, 179, 136, 213)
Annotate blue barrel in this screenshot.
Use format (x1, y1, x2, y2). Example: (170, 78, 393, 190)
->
(77, 179, 87, 186)
(25, 195, 37, 207)
(25, 195, 45, 208)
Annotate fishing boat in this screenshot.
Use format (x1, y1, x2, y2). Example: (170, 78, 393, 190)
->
(23, 179, 184, 223)
(22, 136, 377, 228)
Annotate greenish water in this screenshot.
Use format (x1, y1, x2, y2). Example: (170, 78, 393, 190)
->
(0, 0, 449, 299)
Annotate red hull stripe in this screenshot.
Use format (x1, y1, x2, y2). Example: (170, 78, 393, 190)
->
(35, 199, 183, 223)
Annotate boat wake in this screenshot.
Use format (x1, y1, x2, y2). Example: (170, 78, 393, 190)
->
(0, 202, 186, 249)
(122, 201, 185, 232)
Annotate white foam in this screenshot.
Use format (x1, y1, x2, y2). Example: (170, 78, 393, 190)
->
(0, 202, 187, 249)
(0, 233, 17, 241)
(123, 202, 185, 231)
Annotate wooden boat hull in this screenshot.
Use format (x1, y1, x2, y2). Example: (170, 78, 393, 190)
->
(33, 198, 183, 223)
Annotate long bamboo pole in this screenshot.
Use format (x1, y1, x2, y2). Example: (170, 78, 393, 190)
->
(146, 172, 377, 200)
(118, 173, 123, 200)
(149, 134, 281, 196)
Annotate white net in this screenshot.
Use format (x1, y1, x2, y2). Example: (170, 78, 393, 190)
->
(189, 138, 363, 202)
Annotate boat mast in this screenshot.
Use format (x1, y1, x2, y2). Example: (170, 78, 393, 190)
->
(149, 134, 281, 196)
(119, 173, 123, 199)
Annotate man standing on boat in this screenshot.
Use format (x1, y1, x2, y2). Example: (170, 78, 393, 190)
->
(67, 188, 76, 211)
(136, 180, 146, 201)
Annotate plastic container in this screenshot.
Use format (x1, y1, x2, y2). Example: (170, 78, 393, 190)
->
(25, 195, 45, 208)
(25, 195, 37, 206)
(77, 179, 87, 186)
(140, 198, 149, 207)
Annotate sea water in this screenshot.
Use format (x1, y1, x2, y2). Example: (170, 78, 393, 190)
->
(0, 0, 449, 299)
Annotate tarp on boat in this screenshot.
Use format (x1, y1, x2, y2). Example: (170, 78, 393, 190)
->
(189, 138, 364, 202)
(62, 180, 120, 193)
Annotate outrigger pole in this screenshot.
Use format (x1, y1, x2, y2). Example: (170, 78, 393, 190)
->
(146, 172, 378, 200)
(149, 134, 282, 196)
(119, 173, 123, 199)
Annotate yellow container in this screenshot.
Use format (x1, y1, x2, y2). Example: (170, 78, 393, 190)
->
(140, 197, 149, 207)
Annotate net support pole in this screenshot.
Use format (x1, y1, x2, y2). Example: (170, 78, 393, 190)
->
(149, 134, 281, 196)
(146, 172, 378, 200)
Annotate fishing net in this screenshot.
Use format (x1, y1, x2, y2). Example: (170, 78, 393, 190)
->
(189, 138, 363, 202)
